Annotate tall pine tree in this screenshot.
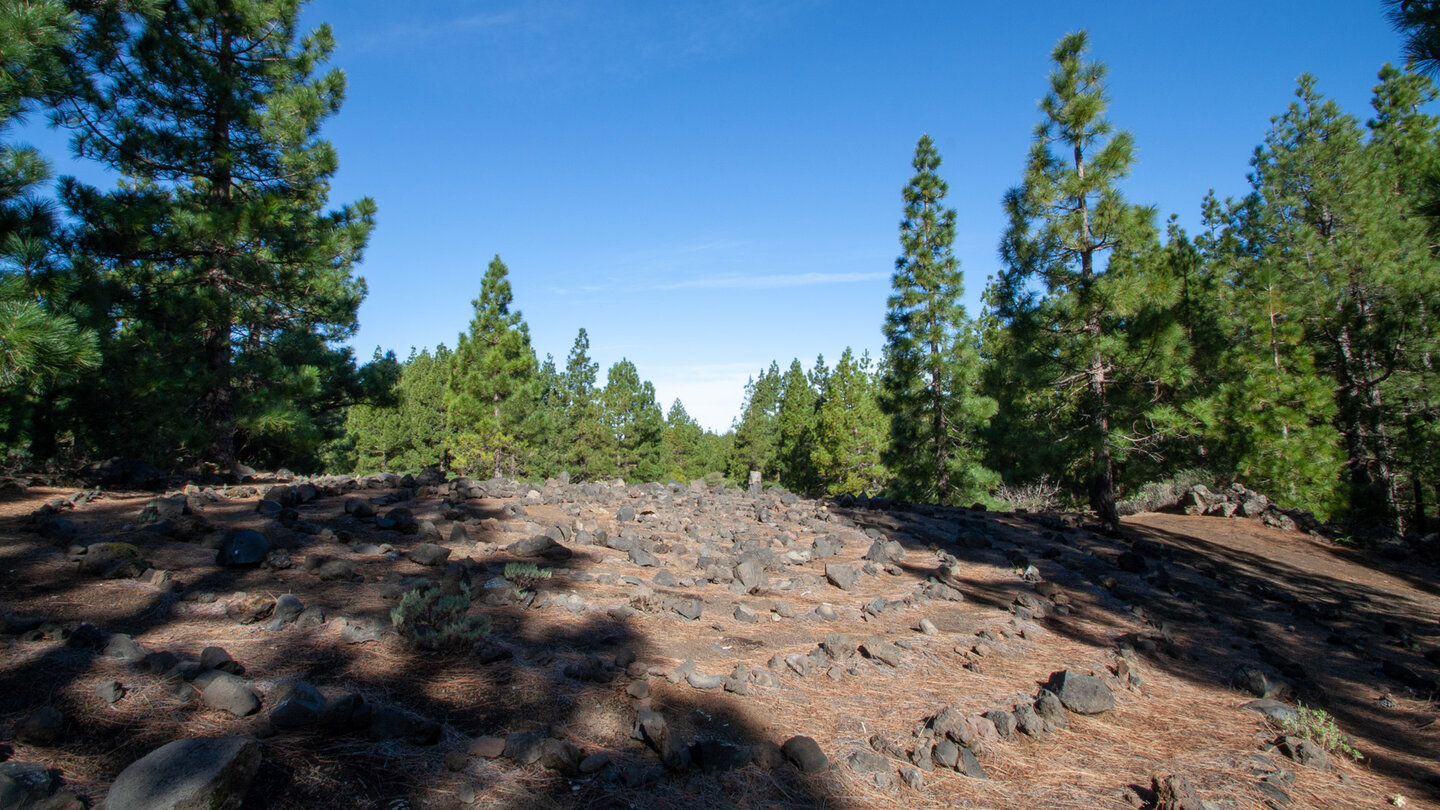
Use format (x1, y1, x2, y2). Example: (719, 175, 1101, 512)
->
(881, 134, 996, 505)
(0, 0, 99, 415)
(60, 0, 373, 471)
(996, 32, 1173, 530)
(447, 255, 538, 477)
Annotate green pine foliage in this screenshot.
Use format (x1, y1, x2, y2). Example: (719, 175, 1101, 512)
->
(661, 399, 711, 482)
(344, 347, 449, 474)
(557, 329, 615, 481)
(58, 0, 373, 471)
(0, 0, 99, 402)
(812, 348, 889, 496)
(775, 358, 820, 492)
(728, 362, 782, 484)
(390, 582, 491, 653)
(602, 358, 665, 483)
(994, 32, 1183, 530)
(1210, 69, 1440, 528)
(881, 134, 997, 506)
(446, 255, 539, 478)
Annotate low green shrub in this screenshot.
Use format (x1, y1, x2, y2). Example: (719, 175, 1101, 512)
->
(503, 562, 552, 599)
(1281, 704, 1362, 760)
(390, 582, 490, 653)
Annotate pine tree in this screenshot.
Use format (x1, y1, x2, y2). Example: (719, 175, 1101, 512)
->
(996, 32, 1173, 530)
(602, 358, 664, 483)
(447, 256, 538, 477)
(1233, 69, 1440, 528)
(728, 361, 782, 484)
(812, 348, 889, 496)
(661, 399, 706, 482)
(775, 358, 819, 492)
(1193, 193, 1345, 516)
(557, 328, 613, 480)
(60, 0, 373, 471)
(881, 134, 997, 505)
(0, 0, 98, 396)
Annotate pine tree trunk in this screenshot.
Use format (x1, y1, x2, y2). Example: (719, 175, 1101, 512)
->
(201, 26, 237, 473)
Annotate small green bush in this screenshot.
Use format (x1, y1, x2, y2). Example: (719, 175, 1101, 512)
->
(390, 583, 490, 653)
(1281, 704, 1362, 761)
(503, 562, 552, 598)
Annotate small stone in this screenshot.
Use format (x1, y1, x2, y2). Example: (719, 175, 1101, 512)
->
(96, 678, 126, 704)
(101, 736, 260, 810)
(445, 749, 469, 772)
(859, 636, 903, 667)
(1034, 690, 1067, 730)
(272, 594, 305, 624)
(956, 746, 987, 779)
(825, 563, 858, 591)
(847, 749, 890, 773)
(672, 599, 703, 621)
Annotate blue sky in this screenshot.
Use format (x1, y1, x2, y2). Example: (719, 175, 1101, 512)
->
(25, 1, 1409, 431)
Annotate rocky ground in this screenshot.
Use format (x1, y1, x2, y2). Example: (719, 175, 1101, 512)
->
(1, 472, 1437, 809)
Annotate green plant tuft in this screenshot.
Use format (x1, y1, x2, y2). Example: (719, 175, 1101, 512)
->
(503, 562, 552, 598)
(390, 582, 490, 653)
(1280, 704, 1362, 761)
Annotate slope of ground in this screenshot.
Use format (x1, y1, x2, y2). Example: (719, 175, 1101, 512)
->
(0, 474, 1436, 809)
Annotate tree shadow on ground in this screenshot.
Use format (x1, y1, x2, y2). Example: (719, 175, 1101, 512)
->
(831, 499, 1440, 802)
(0, 484, 845, 809)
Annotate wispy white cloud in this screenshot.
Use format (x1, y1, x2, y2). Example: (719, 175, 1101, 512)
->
(653, 271, 888, 291)
(355, 9, 522, 50)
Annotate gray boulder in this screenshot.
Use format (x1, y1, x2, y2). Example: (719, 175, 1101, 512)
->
(101, 736, 260, 810)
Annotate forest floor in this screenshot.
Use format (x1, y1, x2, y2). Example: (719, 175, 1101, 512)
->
(0, 476, 1437, 810)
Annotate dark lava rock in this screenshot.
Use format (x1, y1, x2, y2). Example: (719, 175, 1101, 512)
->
(216, 530, 269, 567)
(824, 563, 858, 591)
(781, 736, 829, 773)
(1046, 670, 1115, 715)
(691, 739, 751, 772)
(78, 542, 149, 579)
(15, 706, 63, 746)
(983, 709, 1016, 739)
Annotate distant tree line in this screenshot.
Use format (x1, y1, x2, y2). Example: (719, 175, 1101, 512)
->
(336, 256, 731, 484)
(2, 3, 1436, 536)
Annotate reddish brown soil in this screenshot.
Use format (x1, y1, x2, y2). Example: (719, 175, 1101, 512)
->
(0, 481, 1436, 810)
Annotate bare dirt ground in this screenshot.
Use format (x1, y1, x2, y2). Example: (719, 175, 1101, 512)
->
(1, 476, 1437, 810)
